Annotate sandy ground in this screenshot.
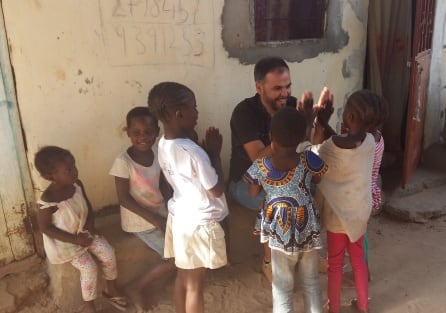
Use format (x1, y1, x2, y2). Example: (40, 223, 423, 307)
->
(3, 201, 446, 313)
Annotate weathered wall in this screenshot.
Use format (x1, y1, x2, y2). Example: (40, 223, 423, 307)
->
(425, 0, 446, 147)
(3, 0, 368, 210)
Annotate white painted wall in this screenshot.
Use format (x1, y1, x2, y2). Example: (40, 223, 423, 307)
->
(425, 0, 446, 147)
(3, 0, 368, 209)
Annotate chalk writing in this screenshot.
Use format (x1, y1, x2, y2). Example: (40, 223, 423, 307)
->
(99, 0, 213, 67)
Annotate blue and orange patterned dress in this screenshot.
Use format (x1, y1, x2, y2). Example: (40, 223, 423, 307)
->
(244, 151, 328, 254)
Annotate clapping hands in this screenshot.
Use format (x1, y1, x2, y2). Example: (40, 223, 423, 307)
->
(315, 86, 334, 127)
(202, 127, 223, 158)
(297, 87, 334, 127)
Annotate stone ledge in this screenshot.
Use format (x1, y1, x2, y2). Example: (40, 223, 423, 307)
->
(384, 185, 446, 223)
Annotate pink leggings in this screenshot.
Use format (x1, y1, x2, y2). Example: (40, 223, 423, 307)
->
(70, 236, 117, 301)
(327, 231, 368, 313)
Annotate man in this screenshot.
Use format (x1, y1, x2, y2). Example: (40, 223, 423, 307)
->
(228, 57, 298, 283)
(229, 57, 297, 209)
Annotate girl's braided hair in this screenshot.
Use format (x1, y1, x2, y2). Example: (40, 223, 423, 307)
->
(147, 82, 195, 122)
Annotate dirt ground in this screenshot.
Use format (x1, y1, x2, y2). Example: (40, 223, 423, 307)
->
(2, 202, 446, 313)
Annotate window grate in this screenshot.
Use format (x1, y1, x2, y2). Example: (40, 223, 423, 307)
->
(254, 0, 327, 42)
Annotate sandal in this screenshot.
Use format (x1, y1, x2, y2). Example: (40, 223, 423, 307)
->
(102, 291, 128, 311)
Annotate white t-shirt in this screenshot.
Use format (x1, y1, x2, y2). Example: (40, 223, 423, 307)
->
(109, 148, 165, 233)
(157, 137, 228, 226)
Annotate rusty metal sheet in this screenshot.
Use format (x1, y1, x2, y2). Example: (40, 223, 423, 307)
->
(402, 50, 431, 187)
(401, 0, 435, 187)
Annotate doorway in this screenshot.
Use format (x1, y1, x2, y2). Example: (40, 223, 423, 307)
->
(365, 0, 436, 187)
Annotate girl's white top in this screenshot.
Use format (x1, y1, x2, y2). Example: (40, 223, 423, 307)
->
(38, 183, 88, 264)
(307, 133, 375, 242)
(109, 148, 166, 233)
(157, 137, 228, 228)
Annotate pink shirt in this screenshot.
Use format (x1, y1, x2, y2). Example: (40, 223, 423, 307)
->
(371, 134, 384, 210)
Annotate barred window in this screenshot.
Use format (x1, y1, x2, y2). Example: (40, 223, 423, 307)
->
(254, 0, 327, 42)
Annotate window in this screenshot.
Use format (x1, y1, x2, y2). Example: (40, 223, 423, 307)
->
(254, 0, 327, 42)
(221, 0, 348, 64)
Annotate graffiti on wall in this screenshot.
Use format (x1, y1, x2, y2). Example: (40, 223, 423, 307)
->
(99, 0, 214, 67)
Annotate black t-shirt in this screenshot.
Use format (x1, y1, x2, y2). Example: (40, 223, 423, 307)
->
(229, 94, 297, 182)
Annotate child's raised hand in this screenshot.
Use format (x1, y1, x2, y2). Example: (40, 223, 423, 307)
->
(75, 231, 93, 247)
(315, 87, 334, 126)
(202, 127, 222, 158)
(297, 91, 315, 125)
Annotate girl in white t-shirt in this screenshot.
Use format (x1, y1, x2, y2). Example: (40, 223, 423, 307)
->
(148, 82, 228, 313)
(109, 107, 175, 309)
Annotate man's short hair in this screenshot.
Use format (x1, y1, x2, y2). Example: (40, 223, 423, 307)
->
(254, 57, 289, 82)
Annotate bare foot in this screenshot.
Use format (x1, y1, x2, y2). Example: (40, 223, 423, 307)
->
(124, 283, 145, 310)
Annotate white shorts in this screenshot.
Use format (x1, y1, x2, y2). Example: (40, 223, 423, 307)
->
(164, 213, 227, 270)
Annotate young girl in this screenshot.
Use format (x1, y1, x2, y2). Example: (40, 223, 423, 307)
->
(244, 107, 328, 313)
(147, 82, 228, 313)
(363, 95, 389, 281)
(109, 107, 176, 309)
(309, 89, 383, 313)
(35, 146, 127, 313)
(368, 97, 388, 214)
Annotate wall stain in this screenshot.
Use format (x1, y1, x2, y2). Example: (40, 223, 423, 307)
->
(33, 0, 42, 9)
(342, 59, 351, 78)
(125, 80, 143, 93)
(78, 88, 88, 95)
(55, 68, 66, 81)
(117, 123, 126, 138)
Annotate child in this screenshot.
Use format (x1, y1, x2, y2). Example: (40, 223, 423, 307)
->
(309, 89, 383, 313)
(147, 82, 228, 313)
(362, 95, 389, 281)
(244, 107, 328, 313)
(368, 97, 388, 214)
(35, 146, 127, 313)
(109, 107, 176, 308)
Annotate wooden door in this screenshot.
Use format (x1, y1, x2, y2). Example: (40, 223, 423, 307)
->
(0, 7, 35, 266)
(0, 101, 35, 265)
(402, 0, 435, 187)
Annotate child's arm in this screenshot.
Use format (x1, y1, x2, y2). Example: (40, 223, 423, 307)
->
(37, 205, 93, 247)
(297, 91, 315, 141)
(77, 179, 96, 235)
(313, 87, 336, 144)
(202, 127, 226, 197)
(311, 175, 322, 184)
(114, 177, 166, 231)
(248, 184, 263, 197)
(159, 172, 173, 201)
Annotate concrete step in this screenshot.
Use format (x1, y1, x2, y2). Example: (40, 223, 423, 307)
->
(382, 167, 446, 199)
(46, 209, 164, 313)
(384, 185, 446, 223)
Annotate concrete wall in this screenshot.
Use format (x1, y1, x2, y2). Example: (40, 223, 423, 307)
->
(425, 0, 446, 147)
(3, 0, 369, 210)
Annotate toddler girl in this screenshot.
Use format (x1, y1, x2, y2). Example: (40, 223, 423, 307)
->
(35, 146, 127, 313)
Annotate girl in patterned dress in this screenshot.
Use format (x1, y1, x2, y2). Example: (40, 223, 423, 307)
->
(244, 107, 328, 313)
(35, 146, 127, 313)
